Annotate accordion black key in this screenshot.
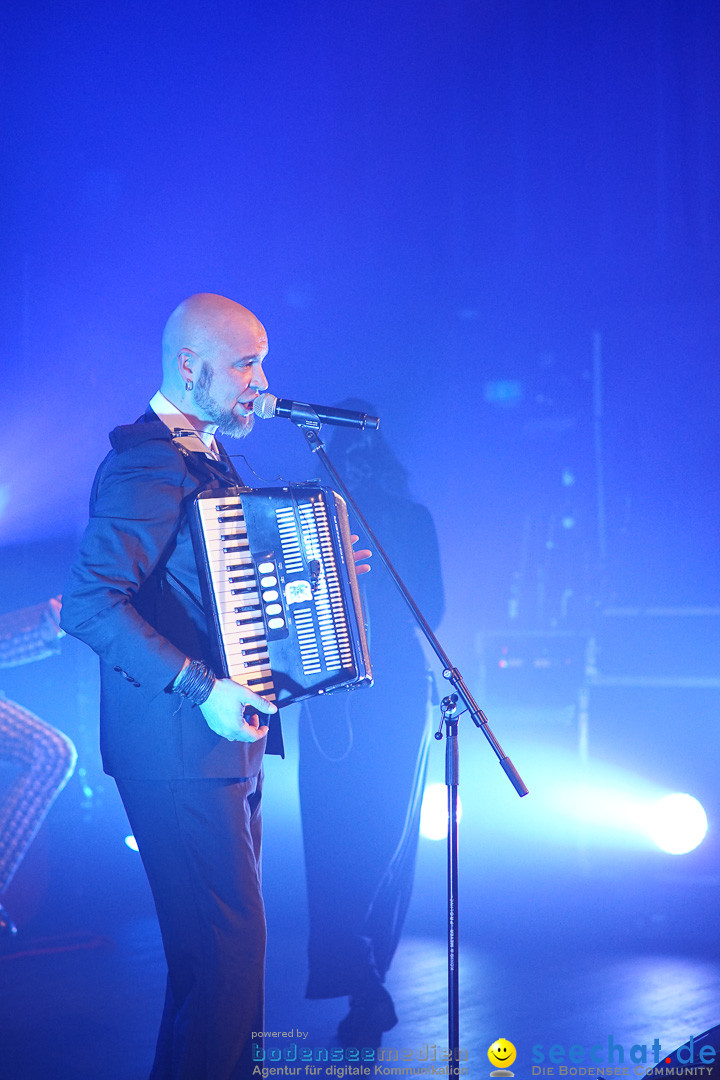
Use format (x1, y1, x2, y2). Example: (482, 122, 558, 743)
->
(190, 484, 373, 706)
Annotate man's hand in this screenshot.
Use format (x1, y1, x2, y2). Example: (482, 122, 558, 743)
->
(42, 596, 65, 642)
(351, 534, 372, 576)
(200, 678, 277, 743)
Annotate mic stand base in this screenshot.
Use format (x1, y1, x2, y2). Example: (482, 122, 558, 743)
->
(437, 694, 461, 1063)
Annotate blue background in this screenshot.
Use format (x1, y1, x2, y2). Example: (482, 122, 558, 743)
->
(1, 0, 719, 1021)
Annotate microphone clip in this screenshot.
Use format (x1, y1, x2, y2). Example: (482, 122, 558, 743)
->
(286, 401, 323, 430)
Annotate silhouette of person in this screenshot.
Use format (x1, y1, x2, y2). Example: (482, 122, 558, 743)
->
(298, 402, 444, 1046)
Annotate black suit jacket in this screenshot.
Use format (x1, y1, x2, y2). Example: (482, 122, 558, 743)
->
(61, 412, 283, 780)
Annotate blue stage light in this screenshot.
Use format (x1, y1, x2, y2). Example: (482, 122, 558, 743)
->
(645, 793, 708, 855)
(420, 782, 463, 841)
(476, 743, 710, 858)
(542, 771, 708, 855)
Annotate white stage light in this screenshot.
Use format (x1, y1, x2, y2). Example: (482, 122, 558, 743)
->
(124, 834, 139, 851)
(646, 793, 708, 855)
(420, 782, 463, 841)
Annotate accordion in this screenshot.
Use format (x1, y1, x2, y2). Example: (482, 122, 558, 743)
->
(190, 484, 373, 707)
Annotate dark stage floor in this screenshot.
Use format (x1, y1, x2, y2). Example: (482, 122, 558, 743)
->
(1, 727, 718, 1079)
(1, 909, 719, 1079)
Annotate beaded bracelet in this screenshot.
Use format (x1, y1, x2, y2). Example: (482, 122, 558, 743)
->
(173, 659, 216, 706)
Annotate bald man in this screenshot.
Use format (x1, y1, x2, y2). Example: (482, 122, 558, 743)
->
(61, 294, 281, 1080)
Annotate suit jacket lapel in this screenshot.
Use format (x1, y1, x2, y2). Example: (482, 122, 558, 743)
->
(143, 406, 245, 488)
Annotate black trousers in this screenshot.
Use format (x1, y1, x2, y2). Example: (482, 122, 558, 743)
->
(117, 774, 265, 1080)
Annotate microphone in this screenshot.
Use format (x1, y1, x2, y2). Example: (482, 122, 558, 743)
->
(253, 394, 380, 430)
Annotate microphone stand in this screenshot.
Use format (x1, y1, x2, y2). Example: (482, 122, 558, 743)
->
(291, 416, 529, 1065)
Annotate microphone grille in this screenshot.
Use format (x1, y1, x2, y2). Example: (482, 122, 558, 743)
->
(253, 393, 277, 419)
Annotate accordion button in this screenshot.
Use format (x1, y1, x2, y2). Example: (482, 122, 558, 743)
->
(265, 603, 282, 616)
(258, 561, 274, 574)
(268, 617, 285, 630)
(260, 575, 277, 588)
(262, 590, 279, 602)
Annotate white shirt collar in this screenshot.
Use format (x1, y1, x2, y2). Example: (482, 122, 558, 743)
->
(149, 390, 220, 456)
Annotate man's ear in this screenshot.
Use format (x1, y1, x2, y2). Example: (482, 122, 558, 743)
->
(176, 349, 198, 384)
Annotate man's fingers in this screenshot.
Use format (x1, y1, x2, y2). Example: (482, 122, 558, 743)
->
(236, 683, 278, 714)
(243, 713, 270, 736)
(349, 535, 372, 576)
(243, 708, 271, 729)
(246, 695, 277, 715)
(350, 536, 372, 556)
(353, 548, 372, 576)
(238, 718, 269, 741)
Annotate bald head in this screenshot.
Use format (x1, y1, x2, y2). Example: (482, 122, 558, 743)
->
(159, 292, 269, 437)
(161, 293, 266, 373)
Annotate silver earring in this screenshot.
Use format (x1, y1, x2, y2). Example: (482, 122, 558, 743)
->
(185, 379, 193, 391)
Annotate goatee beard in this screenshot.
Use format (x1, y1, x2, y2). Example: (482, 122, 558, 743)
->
(213, 408, 254, 439)
(194, 362, 254, 439)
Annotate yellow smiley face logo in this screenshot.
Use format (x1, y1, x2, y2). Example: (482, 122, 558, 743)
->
(488, 1039, 517, 1069)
